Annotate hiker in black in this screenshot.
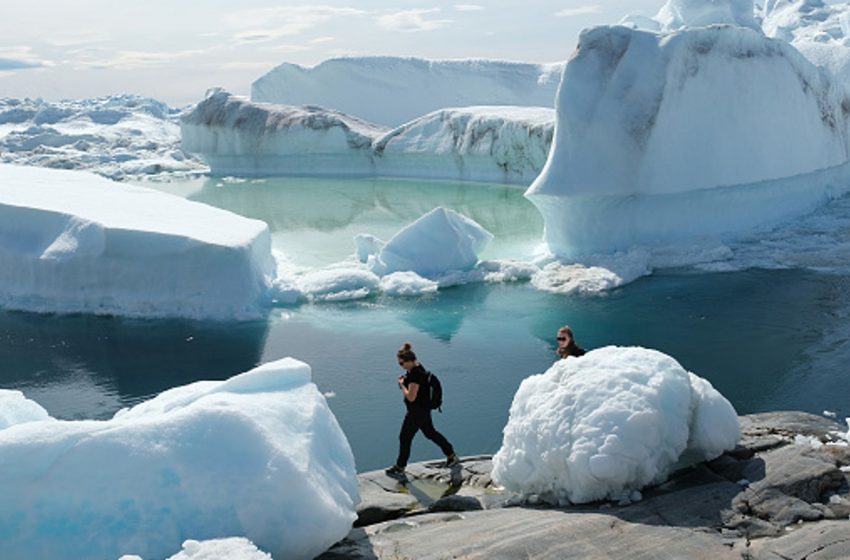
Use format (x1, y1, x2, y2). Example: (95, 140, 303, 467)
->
(385, 342, 458, 476)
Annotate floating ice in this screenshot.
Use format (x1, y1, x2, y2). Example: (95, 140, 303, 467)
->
(526, 24, 850, 257)
(364, 207, 494, 276)
(251, 56, 562, 127)
(181, 89, 384, 178)
(182, 91, 554, 184)
(491, 346, 740, 504)
(0, 358, 359, 560)
(0, 96, 204, 180)
(652, 0, 760, 31)
(0, 164, 275, 320)
(119, 537, 272, 560)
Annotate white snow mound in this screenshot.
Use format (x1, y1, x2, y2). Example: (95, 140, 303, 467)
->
(251, 56, 562, 127)
(360, 207, 494, 276)
(526, 24, 850, 257)
(0, 358, 359, 560)
(491, 346, 740, 504)
(653, 0, 760, 31)
(0, 164, 275, 320)
(0, 389, 51, 429)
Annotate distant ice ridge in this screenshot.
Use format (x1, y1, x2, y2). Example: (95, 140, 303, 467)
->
(0, 95, 206, 180)
(623, 0, 760, 31)
(181, 90, 554, 184)
(0, 164, 275, 320)
(251, 56, 563, 127)
(0, 358, 359, 560)
(526, 24, 850, 258)
(491, 346, 740, 505)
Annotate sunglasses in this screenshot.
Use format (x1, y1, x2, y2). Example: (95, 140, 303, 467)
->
(398, 360, 406, 366)
(556, 336, 567, 341)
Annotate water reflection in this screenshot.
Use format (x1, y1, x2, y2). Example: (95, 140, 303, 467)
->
(165, 177, 544, 266)
(0, 310, 270, 419)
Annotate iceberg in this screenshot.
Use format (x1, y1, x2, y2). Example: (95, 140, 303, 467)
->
(526, 24, 850, 257)
(181, 89, 384, 177)
(760, 0, 850, 91)
(373, 106, 554, 184)
(251, 56, 563, 127)
(0, 95, 205, 180)
(491, 346, 740, 504)
(181, 91, 554, 184)
(0, 358, 359, 560)
(649, 0, 761, 31)
(359, 207, 494, 276)
(0, 164, 275, 320)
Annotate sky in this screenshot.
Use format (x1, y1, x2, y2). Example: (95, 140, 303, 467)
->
(0, 1, 663, 105)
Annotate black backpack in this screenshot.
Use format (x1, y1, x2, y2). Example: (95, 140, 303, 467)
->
(426, 371, 443, 412)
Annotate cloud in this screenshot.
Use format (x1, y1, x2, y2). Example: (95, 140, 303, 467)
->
(75, 48, 214, 70)
(0, 47, 47, 71)
(223, 6, 366, 44)
(0, 58, 41, 71)
(310, 36, 335, 44)
(378, 8, 452, 32)
(47, 29, 111, 47)
(454, 4, 484, 11)
(555, 5, 602, 17)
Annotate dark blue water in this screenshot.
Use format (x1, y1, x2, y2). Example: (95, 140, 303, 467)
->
(3, 267, 848, 473)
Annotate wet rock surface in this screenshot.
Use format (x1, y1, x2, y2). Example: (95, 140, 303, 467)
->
(318, 412, 850, 559)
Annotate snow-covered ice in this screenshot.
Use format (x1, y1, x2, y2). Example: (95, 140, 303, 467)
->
(491, 346, 740, 504)
(251, 56, 563, 127)
(0, 164, 275, 320)
(373, 106, 554, 184)
(181, 89, 384, 178)
(0, 358, 359, 560)
(361, 207, 494, 276)
(119, 537, 272, 560)
(182, 90, 554, 184)
(526, 24, 850, 257)
(0, 96, 205, 180)
(0, 389, 50, 429)
(638, 0, 761, 31)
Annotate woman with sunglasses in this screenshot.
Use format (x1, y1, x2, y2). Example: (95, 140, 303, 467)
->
(385, 342, 459, 476)
(556, 325, 586, 359)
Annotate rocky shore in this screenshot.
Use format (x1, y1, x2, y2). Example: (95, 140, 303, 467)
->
(318, 412, 850, 559)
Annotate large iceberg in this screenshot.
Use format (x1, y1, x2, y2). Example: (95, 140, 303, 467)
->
(181, 89, 384, 177)
(0, 95, 205, 180)
(181, 90, 554, 184)
(0, 164, 275, 320)
(0, 358, 359, 560)
(251, 56, 563, 127)
(374, 106, 553, 184)
(491, 346, 740, 504)
(526, 24, 850, 257)
(635, 0, 761, 31)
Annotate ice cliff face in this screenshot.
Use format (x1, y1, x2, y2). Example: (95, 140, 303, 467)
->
(526, 24, 850, 257)
(181, 88, 383, 177)
(251, 56, 562, 127)
(0, 95, 204, 180)
(181, 90, 555, 184)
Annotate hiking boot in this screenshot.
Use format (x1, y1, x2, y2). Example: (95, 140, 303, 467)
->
(445, 453, 460, 468)
(385, 464, 405, 476)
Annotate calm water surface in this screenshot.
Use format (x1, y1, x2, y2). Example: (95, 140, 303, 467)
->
(2, 177, 848, 472)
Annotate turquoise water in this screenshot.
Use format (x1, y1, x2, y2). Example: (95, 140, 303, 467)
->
(2, 177, 849, 473)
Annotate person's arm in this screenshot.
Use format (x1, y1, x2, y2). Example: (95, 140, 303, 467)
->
(398, 376, 420, 402)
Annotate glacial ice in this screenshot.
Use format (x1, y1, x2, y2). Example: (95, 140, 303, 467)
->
(181, 89, 384, 178)
(0, 358, 359, 560)
(526, 24, 850, 257)
(181, 90, 554, 184)
(0, 164, 275, 320)
(652, 0, 760, 31)
(251, 56, 562, 127)
(0, 95, 205, 180)
(491, 346, 740, 504)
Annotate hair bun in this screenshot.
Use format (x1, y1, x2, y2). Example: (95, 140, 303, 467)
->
(402, 342, 413, 351)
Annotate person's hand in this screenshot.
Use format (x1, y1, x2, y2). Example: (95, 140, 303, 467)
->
(398, 375, 405, 387)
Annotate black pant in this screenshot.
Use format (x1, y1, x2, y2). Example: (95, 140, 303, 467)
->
(396, 407, 454, 467)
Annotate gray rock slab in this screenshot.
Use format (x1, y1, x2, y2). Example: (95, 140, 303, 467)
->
(319, 507, 746, 560)
(748, 520, 850, 560)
